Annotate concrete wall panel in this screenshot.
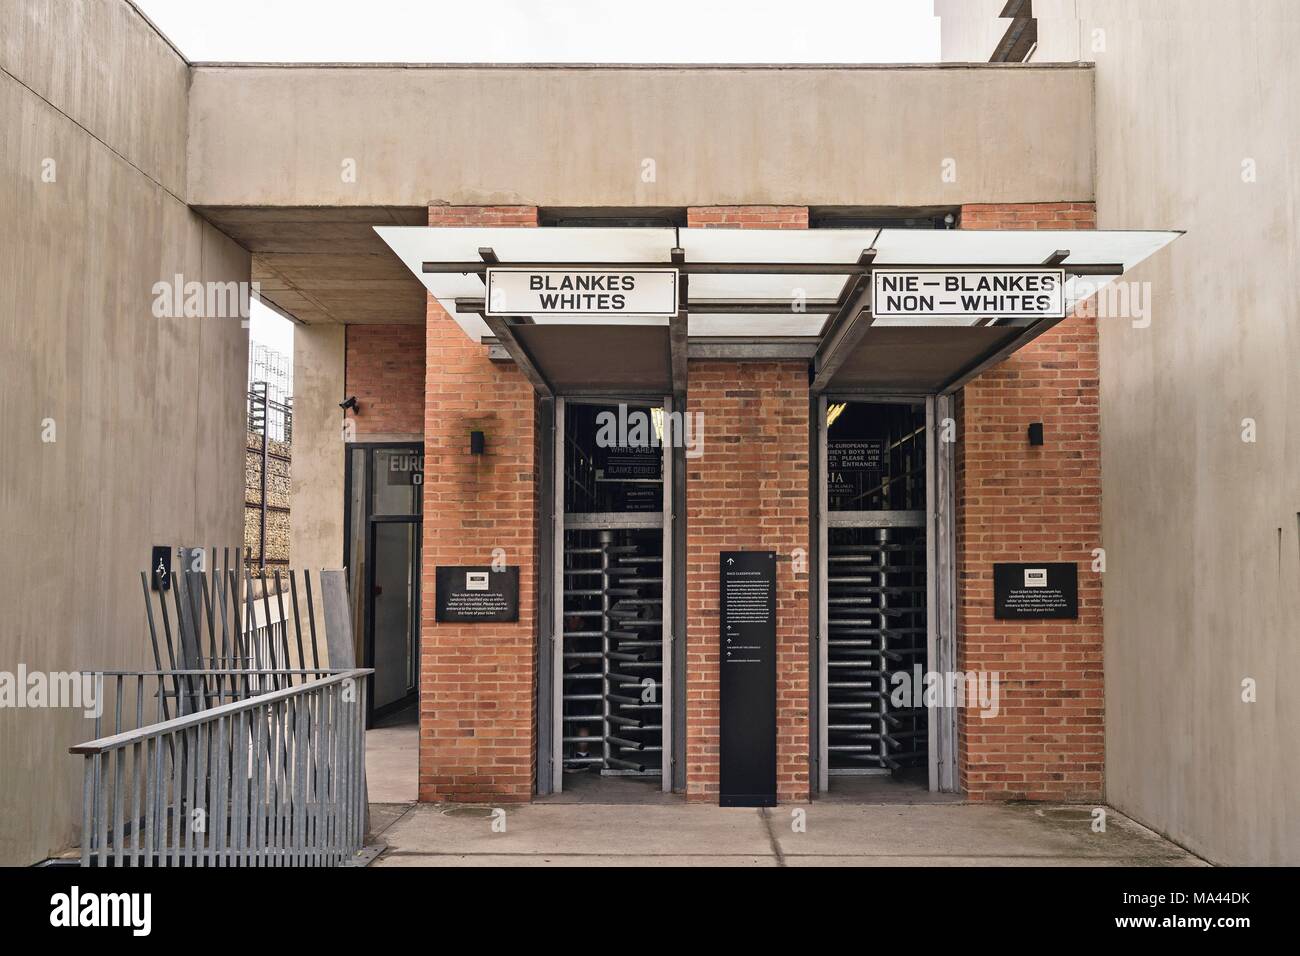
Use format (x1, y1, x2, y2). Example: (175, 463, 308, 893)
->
(0, 0, 189, 196)
(187, 64, 1094, 208)
(1086, 2, 1300, 868)
(0, 1, 247, 865)
(289, 324, 346, 582)
(942, 0, 1300, 866)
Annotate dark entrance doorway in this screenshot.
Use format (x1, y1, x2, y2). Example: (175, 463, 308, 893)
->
(345, 442, 423, 726)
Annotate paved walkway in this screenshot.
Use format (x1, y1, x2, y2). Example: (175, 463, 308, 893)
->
(367, 800, 1205, 867)
(365, 720, 419, 803)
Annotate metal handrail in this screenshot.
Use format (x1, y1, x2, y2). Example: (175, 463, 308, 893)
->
(70, 670, 370, 754)
(70, 667, 373, 867)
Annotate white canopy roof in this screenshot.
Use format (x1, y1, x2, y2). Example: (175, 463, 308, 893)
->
(376, 225, 1180, 342)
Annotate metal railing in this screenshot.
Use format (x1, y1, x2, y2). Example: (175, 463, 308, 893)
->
(70, 667, 371, 867)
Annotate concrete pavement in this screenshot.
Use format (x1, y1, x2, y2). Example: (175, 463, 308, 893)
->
(367, 800, 1205, 867)
(365, 720, 419, 803)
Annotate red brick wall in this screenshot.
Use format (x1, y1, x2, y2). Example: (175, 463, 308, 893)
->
(685, 363, 811, 803)
(688, 205, 809, 229)
(960, 202, 1096, 230)
(425, 204, 539, 227)
(956, 202, 1104, 801)
(414, 200, 1100, 807)
(420, 205, 539, 802)
(684, 205, 810, 803)
(345, 325, 425, 438)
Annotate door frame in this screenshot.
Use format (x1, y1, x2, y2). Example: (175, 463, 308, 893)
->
(342, 441, 425, 726)
(813, 393, 958, 793)
(366, 515, 421, 723)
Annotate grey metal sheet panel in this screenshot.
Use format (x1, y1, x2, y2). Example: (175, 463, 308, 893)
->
(512, 324, 671, 392)
(319, 569, 356, 669)
(828, 326, 1022, 391)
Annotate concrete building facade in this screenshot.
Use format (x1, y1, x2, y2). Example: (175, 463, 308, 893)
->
(938, 0, 1300, 867)
(1, 0, 1295, 867)
(1, 0, 248, 867)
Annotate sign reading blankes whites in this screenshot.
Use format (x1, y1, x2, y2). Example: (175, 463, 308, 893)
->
(992, 562, 1079, 620)
(485, 268, 678, 318)
(872, 268, 1066, 320)
(435, 566, 520, 623)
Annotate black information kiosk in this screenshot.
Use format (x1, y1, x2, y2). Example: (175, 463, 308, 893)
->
(719, 550, 778, 807)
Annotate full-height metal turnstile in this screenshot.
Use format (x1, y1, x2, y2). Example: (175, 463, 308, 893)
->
(816, 396, 958, 793)
(561, 530, 665, 775)
(547, 397, 675, 793)
(826, 526, 928, 772)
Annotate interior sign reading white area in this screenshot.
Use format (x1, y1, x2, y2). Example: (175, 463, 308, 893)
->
(872, 268, 1066, 320)
(485, 268, 678, 318)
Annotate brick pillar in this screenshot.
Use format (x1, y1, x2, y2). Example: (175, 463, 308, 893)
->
(956, 202, 1104, 801)
(420, 205, 539, 802)
(684, 206, 811, 803)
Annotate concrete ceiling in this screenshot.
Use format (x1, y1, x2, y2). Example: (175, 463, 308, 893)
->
(195, 206, 428, 325)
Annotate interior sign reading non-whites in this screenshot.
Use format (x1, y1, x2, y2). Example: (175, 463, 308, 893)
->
(872, 269, 1066, 319)
(485, 268, 678, 318)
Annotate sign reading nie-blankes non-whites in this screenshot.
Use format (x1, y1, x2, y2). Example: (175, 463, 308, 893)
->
(485, 268, 679, 318)
(871, 268, 1066, 320)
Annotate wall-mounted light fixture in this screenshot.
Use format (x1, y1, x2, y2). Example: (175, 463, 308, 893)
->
(470, 430, 486, 455)
(1027, 422, 1045, 446)
(339, 395, 359, 413)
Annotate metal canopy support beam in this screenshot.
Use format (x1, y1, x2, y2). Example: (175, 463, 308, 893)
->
(670, 247, 688, 396)
(938, 311, 1074, 394)
(549, 397, 566, 794)
(536, 395, 557, 795)
(688, 339, 818, 360)
(471, 247, 552, 396)
(427, 260, 876, 276)
(661, 393, 676, 793)
(686, 299, 839, 314)
(927, 393, 958, 792)
(425, 260, 1123, 277)
(490, 337, 816, 363)
(937, 250, 1079, 394)
(480, 316, 552, 394)
(810, 248, 878, 393)
(457, 297, 839, 315)
(977, 252, 1073, 328)
(815, 394, 828, 792)
(670, 400, 687, 793)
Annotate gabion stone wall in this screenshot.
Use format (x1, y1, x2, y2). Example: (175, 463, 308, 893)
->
(245, 430, 292, 570)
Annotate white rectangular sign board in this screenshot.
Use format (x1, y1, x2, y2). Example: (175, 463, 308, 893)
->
(485, 268, 679, 318)
(871, 268, 1066, 320)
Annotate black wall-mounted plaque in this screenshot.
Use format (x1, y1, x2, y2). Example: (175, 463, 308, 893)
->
(993, 562, 1079, 620)
(150, 546, 172, 591)
(719, 550, 777, 807)
(435, 566, 520, 623)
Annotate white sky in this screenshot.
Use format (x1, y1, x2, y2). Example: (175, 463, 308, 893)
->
(135, 0, 941, 63)
(249, 300, 294, 361)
